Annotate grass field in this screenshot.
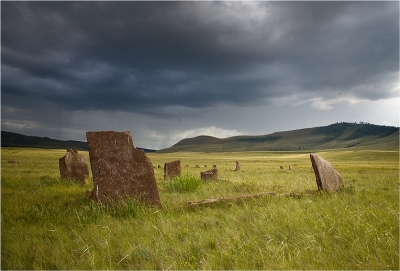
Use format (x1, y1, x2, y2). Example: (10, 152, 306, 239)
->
(1, 148, 399, 269)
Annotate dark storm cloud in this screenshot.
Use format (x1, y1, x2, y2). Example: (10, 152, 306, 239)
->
(2, 1, 399, 117)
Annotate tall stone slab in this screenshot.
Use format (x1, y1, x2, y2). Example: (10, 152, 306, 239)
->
(235, 161, 241, 171)
(86, 131, 161, 207)
(310, 153, 344, 192)
(164, 160, 181, 180)
(59, 149, 89, 185)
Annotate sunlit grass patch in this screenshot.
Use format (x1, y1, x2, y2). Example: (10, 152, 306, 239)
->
(164, 174, 202, 193)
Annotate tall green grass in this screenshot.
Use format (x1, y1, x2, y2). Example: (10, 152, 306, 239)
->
(1, 148, 398, 269)
(164, 174, 202, 193)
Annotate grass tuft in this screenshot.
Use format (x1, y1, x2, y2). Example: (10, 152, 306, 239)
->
(164, 174, 202, 193)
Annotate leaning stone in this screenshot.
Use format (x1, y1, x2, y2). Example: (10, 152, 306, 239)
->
(86, 131, 161, 207)
(201, 168, 218, 181)
(59, 149, 89, 185)
(310, 153, 344, 192)
(164, 160, 181, 180)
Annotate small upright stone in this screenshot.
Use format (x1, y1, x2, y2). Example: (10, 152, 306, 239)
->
(310, 153, 344, 192)
(235, 161, 241, 171)
(164, 160, 181, 180)
(289, 165, 293, 170)
(201, 168, 218, 181)
(280, 166, 284, 169)
(86, 131, 161, 207)
(59, 149, 89, 185)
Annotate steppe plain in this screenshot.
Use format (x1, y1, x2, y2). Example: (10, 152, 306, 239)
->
(1, 147, 399, 269)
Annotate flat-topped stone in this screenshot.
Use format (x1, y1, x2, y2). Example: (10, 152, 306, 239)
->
(200, 168, 218, 181)
(164, 160, 181, 180)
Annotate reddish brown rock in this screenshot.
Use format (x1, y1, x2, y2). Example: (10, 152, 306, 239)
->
(310, 153, 344, 192)
(235, 161, 241, 171)
(86, 131, 161, 207)
(59, 149, 89, 185)
(164, 160, 181, 180)
(200, 168, 218, 181)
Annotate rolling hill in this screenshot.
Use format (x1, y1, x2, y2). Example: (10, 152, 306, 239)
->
(158, 122, 399, 152)
(1, 131, 157, 152)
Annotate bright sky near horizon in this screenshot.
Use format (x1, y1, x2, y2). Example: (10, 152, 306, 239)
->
(2, 1, 399, 149)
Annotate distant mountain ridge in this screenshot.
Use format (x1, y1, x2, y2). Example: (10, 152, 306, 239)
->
(158, 122, 399, 152)
(1, 131, 157, 152)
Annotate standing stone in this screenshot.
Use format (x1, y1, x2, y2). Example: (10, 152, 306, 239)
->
(201, 168, 218, 181)
(59, 149, 89, 185)
(289, 165, 293, 170)
(235, 161, 241, 171)
(310, 153, 344, 192)
(280, 166, 284, 169)
(164, 160, 181, 180)
(86, 131, 161, 207)
(212, 165, 217, 168)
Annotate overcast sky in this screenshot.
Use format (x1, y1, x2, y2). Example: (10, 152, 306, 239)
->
(2, 1, 399, 149)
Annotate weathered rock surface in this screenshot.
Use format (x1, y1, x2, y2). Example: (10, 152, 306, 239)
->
(86, 131, 161, 206)
(59, 149, 89, 185)
(164, 160, 181, 180)
(310, 153, 344, 192)
(200, 168, 218, 181)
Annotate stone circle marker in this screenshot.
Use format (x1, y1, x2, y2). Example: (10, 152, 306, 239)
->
(310, 153, 344, 192)
(235, 161, 241, 171)
(164, 160, 181, 180)
(86, 131, 161, 207)
(59, 149, 89, 185)
(200, 168, 218, 181)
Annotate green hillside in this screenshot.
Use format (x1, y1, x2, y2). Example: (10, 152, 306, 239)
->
(158, 122, 399, 152)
